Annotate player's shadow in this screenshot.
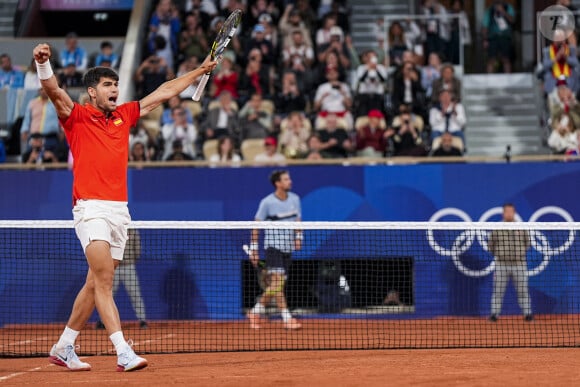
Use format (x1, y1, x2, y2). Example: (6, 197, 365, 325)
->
(162, 253, 207, 320)
(55, 274, 87, 322)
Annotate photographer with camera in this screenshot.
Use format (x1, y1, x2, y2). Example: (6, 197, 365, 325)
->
(391, 104, 427, 156)
(281, 29, 315, 92)
(22, 133, 59, 165)
(313, 64, 353, 129)
(482, 1, 515, 73)
(354, 51, 387, 117)
(134, 53, 175, 100)
(238, 48, 272, 105)
(316, 26, 351, 70)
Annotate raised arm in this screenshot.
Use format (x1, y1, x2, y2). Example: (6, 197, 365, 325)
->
(139, 55, 217, 117)
(33, 44, 74, 119)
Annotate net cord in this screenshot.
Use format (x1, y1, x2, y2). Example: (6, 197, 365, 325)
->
(0, 220, 578, 230)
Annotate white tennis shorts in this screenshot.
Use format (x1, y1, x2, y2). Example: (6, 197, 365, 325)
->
(73, 199, 131, 260)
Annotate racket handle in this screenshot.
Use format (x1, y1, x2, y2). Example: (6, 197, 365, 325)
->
(192, 73, 210, 101)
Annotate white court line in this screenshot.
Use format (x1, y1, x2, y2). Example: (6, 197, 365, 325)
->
(0, 334, 175, 381)
(0, 337, 49, 349)
(0, 366, 44, 382)
(133, 334, 175, 347)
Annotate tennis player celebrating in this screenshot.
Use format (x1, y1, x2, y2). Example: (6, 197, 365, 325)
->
(33, 43, 217, 372)
(247, 170, 302, 330)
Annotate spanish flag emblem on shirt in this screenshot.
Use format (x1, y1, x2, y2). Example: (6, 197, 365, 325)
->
(113, 118, 123, 126)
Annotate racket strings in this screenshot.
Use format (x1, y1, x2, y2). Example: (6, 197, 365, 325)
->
(216, 10, 241, 48)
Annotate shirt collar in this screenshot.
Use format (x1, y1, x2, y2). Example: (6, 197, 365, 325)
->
(84, 102, 115, 119)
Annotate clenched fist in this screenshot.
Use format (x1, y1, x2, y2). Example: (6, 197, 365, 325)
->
(33, 44, 52, 64)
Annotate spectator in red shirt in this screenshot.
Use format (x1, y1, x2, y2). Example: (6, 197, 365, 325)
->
(211, 53, 238, 99)
(355, 109, 392, 157)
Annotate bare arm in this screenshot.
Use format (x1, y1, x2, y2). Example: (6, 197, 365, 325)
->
(139, 55, 217, 117)
(33, 44, 74, 119)
(294, 217, 302, 251)
(250, 226, 261, 267)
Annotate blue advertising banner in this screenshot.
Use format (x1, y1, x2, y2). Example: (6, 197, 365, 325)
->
(40, 0, 134, 10)
(3, 162, 580, 222)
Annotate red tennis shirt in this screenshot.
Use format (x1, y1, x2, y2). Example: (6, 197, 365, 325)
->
(60, 102, 140, 205)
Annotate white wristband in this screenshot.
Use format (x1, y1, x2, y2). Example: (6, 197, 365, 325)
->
(249, 242, 259, 251)
(295, 232, 304, 241)
(36, 60, 54, 80)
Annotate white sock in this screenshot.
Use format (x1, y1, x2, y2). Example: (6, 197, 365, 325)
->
(281, 309, 292, 323)
(251, 303, 265, 315)
(109, 331, 129, 355)
(56, 326, 79, 348)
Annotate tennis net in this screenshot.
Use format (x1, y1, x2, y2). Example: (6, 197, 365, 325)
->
(1, 220, 579, 357)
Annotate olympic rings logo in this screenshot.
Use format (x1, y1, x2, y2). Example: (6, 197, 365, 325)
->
(426, 206, 575, 278)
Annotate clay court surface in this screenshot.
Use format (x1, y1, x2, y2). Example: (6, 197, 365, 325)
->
(1, 317, 579, 385)
(1, 348, 579, 386)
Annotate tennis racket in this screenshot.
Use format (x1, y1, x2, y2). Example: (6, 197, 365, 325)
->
(243, 244, 269, 291)
(192, 9, 242, 101)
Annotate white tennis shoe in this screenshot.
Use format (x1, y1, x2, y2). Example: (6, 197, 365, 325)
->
(49, 344, 91, 371)
(116, 346, 148, 372)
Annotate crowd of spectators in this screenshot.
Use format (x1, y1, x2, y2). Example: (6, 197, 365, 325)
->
(0, 0, 486, 166)
(539, 0, 580, 156)
(129, 0, 475, 164)
(0, 32, 123, 164)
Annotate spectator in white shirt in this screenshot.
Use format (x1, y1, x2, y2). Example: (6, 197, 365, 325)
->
(354, 50, 387, 117)
(314, 64, 353, 128)
(429, 89, 466, 142)
(548, 112, 577, 154)
(161, 106, 197, 160)
(209, 135, 242, 167)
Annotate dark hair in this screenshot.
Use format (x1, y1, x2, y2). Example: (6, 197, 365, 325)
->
(399, 103, 410, 114)
(269, 169, 288, 186)
(388, 21, 404, 44)
(503, 203, 515, 209)
(100, 41, 113, 50)
(154, 35, 167, 50)
(217, 135, 234, 159)
(82, 67, 119, 89)
(171, 106, 186, 115)
(308, 133, 321, 142)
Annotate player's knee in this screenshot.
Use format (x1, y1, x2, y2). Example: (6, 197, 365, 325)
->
(93, 270, 115, 292)
(84, 276, 96, 292)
